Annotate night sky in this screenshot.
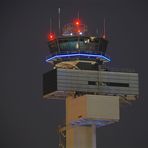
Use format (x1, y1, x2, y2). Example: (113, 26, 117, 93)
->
(1, 0, 148, 148)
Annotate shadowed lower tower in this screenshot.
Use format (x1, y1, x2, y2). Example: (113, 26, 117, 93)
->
(43, 17, 139, 148)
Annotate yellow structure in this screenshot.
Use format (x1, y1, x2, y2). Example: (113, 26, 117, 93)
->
(66, 95, 119, 148)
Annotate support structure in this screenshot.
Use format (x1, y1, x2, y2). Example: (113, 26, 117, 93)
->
(65, 94, 120, 148)
(66, 95, 96, 148)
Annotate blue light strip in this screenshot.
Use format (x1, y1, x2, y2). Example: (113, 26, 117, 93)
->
(46, 53, 111, 62)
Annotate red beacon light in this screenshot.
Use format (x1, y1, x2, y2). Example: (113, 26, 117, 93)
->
(74, 19, 81, 26)
(48, 32, 56, 41)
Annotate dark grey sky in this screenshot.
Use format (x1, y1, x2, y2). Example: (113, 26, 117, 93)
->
(1, 0, 148, 148)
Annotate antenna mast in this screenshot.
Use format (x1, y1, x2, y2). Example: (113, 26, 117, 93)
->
(58, 8, 61, 36)
(103, 18, 106, 39)
(77, 11, 79, 19)
(50, 17, 52, 33)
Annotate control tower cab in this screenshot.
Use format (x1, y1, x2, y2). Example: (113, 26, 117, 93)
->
(46, 18, 110, 69)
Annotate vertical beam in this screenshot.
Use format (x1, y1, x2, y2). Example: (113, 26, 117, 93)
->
(92, 125, 96, 148)
(66, 95, 96, 148)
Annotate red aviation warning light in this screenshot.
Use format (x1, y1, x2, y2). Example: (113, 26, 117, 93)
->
(74, 19, 81, 26)
(74, 19, 83, 35)
(62, 18, 87, 36)
(48, 32, 56, 41)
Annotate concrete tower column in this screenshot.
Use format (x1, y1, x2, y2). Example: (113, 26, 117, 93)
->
(66, 96, 96, 148)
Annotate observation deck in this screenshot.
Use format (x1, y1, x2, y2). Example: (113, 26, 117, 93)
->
(46, 36, 110, 64)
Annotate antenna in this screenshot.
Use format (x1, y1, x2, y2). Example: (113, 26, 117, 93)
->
(50, 17, 52, 33)
(77, 11, 79, 19)
(103, 18, 106, 39)
(96, 28, 99, 36)
(58, 8, 61, 36)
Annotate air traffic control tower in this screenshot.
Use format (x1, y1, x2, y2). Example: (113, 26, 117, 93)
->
(43, 18, 139, 148)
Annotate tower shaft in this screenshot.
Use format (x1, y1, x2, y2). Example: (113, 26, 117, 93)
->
(66, 96, 96, 148)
